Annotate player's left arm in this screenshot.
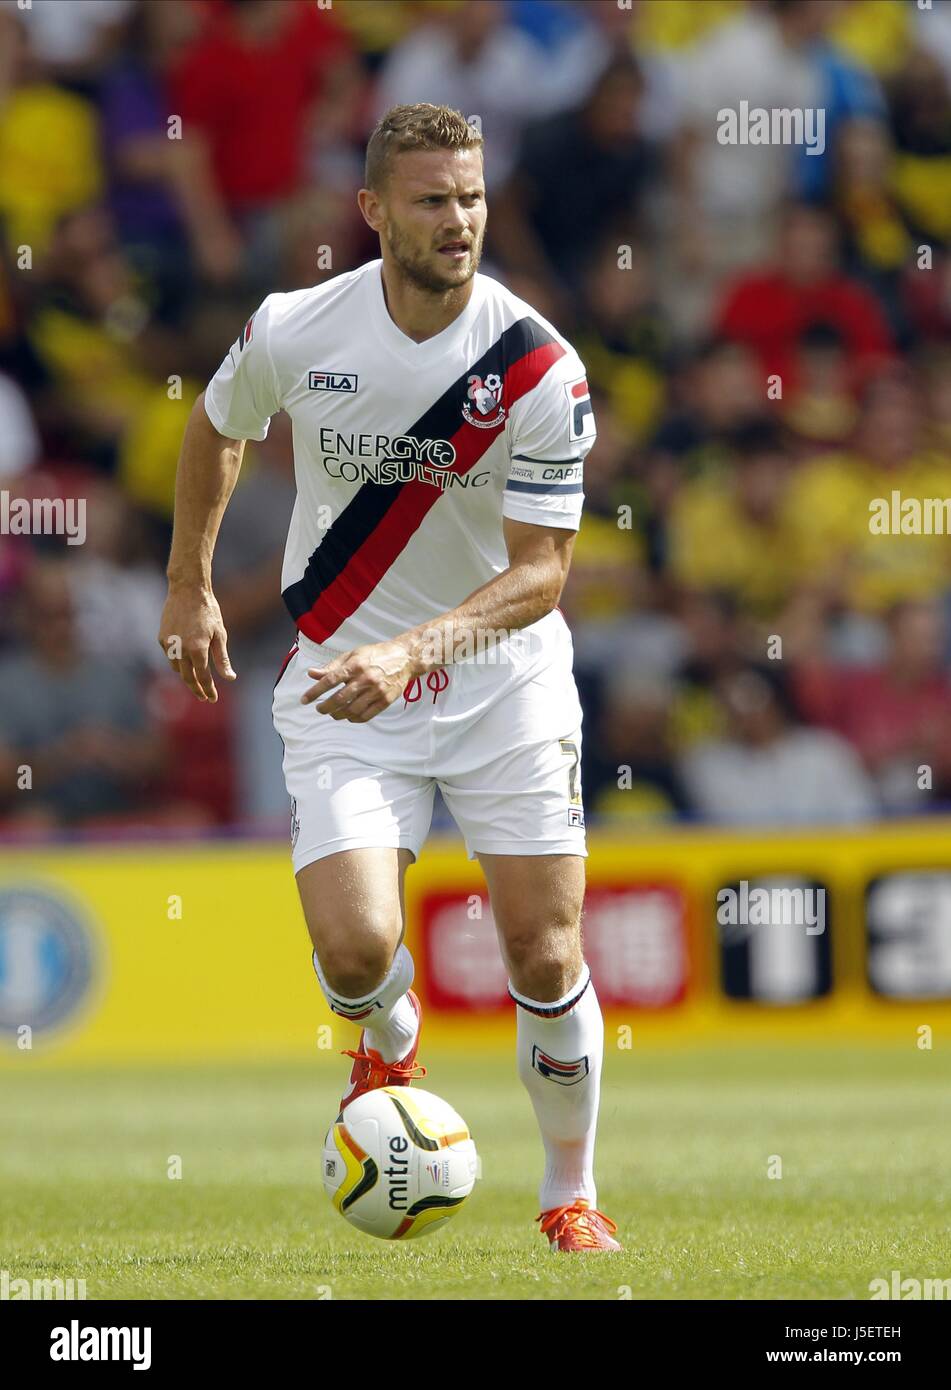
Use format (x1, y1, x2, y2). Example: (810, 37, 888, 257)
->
(299, 518, 576, 722)
(404, 515, 576, 659)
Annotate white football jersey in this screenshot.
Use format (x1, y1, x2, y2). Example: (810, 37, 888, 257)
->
(204, 259, 595, 652)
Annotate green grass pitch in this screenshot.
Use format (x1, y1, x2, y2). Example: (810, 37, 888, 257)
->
(2, 1045, 950, 1300)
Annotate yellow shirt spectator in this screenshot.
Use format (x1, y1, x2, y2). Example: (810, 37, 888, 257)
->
(119, 380, 204, 518)
(0, 84, 102, 256)
(564, 513, 643, 623)
(892, 154, 951, 244)
(830, 0, 911, 77)
(783, 450, 951, 611)
(668, 470, 798, 614)
(637, 0, 743, 52)
(30, 305, 154, 440)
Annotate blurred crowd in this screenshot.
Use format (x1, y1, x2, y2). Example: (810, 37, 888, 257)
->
(1, 0, 950, 837)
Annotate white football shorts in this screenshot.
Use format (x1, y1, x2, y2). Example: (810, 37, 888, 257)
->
(271, 609, 587, 872)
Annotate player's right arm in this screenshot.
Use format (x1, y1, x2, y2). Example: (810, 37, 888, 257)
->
(158, 392, 243, 702)
(159, 294, 284, 701)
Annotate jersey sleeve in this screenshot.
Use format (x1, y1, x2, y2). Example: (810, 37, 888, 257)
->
(503, 350, 594, 530)
(203, 293, 283, 441)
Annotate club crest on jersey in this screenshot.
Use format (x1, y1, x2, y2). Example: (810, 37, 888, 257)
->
(462, 372, 506, 429)
(532, 1046, 589, 1086)
(309, 371, 359, 394)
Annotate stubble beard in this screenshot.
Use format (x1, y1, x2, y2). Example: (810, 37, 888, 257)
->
(384, 220, 482, 296)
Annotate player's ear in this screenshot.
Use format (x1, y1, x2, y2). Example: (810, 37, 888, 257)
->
(357, 187, 385, 233)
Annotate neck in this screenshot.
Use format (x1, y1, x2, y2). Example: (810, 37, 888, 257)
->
(379, 260, 474, 344)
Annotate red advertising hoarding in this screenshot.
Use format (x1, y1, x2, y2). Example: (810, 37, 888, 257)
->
(419, 883, 689, 1011)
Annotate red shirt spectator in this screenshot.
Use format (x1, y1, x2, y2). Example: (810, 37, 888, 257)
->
(167, 0, 351, 208)
(793, 601, 951, 806)
(714, 204, 893, 394)
(798, 662, 951, 772)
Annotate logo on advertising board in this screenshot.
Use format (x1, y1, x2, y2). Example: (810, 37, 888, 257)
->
(866, 872, 951, 999)
(0, 886, 98, 1038)
(418, 885, 687, 1011)
(716, 876, 832, 1002)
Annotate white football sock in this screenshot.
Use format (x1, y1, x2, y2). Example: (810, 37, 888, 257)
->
(363, 992, 419, 1064)
(312, 943, 417, 1063)
(510, 963, 603, 1211)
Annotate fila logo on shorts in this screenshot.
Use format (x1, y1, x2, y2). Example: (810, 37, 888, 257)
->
(532, 1046, 590, 1086)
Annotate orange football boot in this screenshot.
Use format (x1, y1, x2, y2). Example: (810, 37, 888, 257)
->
(337, 989, 425, 1119)
(537, 1199, 622, 1251)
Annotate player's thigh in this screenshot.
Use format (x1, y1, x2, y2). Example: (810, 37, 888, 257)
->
(296, 847, 415, 993)
(274, 646, 435, 863)
(478, 851, 586, 996)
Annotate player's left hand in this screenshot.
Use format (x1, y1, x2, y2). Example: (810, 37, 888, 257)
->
(300, 640, 418, 722)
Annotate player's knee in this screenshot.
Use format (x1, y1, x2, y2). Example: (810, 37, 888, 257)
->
(315, 929, 399, 1001)
(510, 955, 583, 1003)
(503, 911, 583, 1003)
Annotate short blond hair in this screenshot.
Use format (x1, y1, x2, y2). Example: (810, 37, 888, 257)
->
(365, 104, 484, 190)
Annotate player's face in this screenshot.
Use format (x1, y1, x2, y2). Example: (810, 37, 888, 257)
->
(377, 148, 486, 294)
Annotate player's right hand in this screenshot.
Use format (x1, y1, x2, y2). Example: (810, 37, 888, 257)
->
(158, 584, 236, 703)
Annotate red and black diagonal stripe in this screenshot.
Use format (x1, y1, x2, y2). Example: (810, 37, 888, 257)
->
(282, 317, 565, 644)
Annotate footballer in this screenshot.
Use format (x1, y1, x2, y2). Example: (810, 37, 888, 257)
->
(159, 104, 618, 1252)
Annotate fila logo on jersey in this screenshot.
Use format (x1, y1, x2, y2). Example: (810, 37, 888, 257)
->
(532, 1046, 589, 1086)
(565, 375, 595, 442)
(461, 371, 505, 429)
(309, 371, 359, 394)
